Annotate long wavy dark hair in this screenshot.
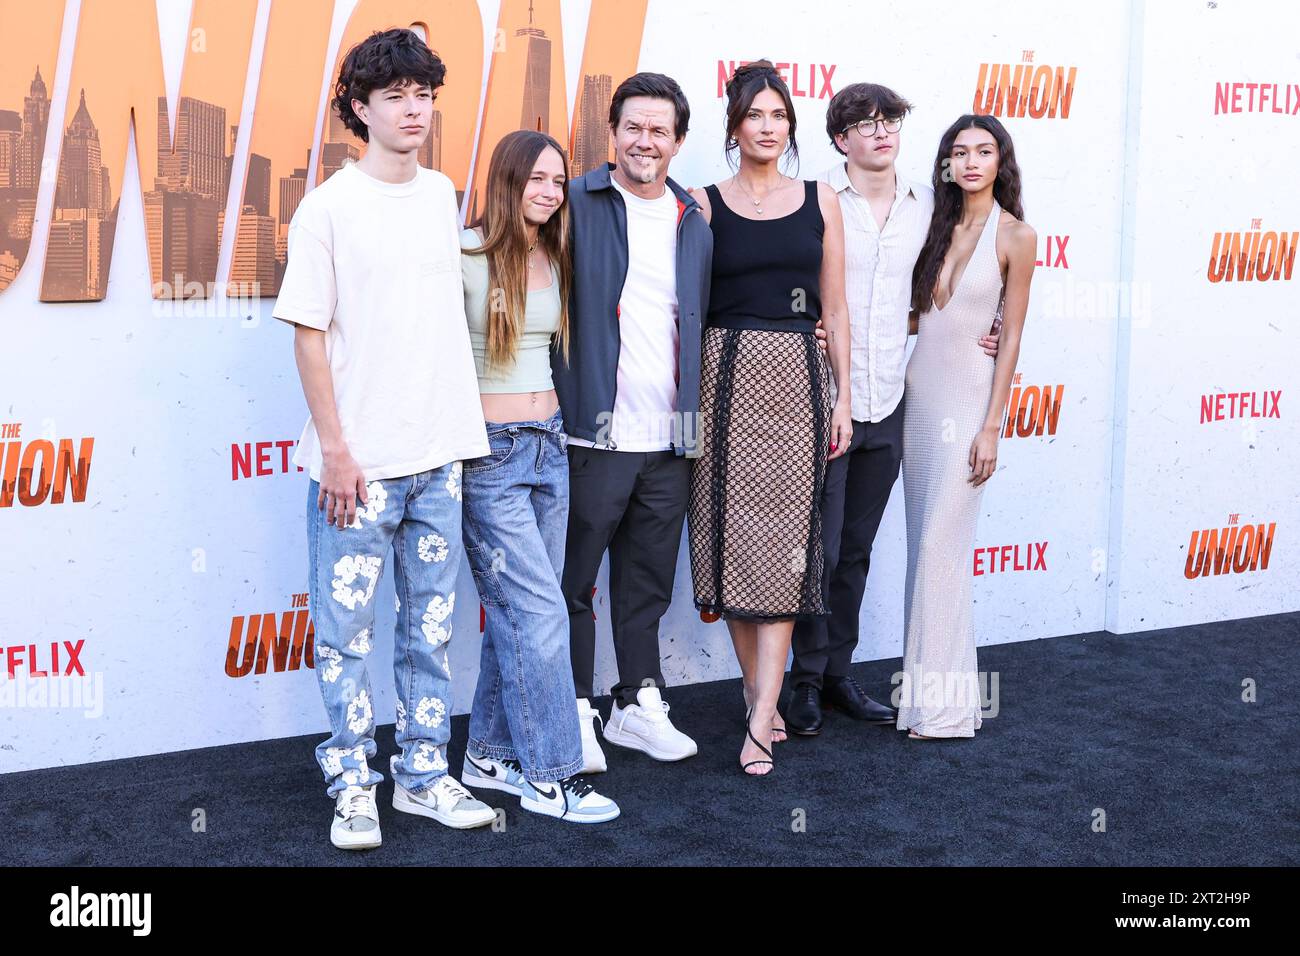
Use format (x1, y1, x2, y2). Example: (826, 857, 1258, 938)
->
(911, 114, 1024, 315)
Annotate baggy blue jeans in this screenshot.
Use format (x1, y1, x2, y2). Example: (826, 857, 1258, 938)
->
(306, 461, 465, 798)
(461, 409, 583, 782)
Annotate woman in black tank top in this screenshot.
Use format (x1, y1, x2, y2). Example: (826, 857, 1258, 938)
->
(685, 61, 853, 777)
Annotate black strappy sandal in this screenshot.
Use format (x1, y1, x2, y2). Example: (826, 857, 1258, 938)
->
(740, 720, 775, 776)
(744, 704, 787, 743)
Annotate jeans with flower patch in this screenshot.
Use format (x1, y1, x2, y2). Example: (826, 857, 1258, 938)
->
(306, 461, 464, 799)
(461, 409, 583, 783)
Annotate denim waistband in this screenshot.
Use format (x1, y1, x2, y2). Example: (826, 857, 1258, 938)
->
(484, 408, 565, 435)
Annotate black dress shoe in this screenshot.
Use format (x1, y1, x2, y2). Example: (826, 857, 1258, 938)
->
(824, 675, 898, 724)
(784, 684, 824, 736)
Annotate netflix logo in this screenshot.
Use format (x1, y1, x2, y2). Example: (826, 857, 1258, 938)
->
(1002, 375, 1064, 439)
(225, 592, 315, 678)
(1199, 390, 1281, 424)
(974, 541, 1048, 575)
(1184, 515, 1276, 579)
(0, 423, 94, 508)
(1213, 81, 1300, 115)
(4, 640, 86, 679)
(232, 439, 303, 480)
(973, 51, 1076, 119)
(1035, 234, 1069, 269)
(717, 60, 837, 99)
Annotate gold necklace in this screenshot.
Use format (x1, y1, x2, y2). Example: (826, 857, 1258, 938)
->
(733, 175, 787, 216)
(527, 238, 538, 269)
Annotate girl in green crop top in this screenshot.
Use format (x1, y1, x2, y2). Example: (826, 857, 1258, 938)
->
(457, 130, 622, 823)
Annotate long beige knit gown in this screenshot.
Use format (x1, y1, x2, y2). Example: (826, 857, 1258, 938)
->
(897, 202, 1003, 738)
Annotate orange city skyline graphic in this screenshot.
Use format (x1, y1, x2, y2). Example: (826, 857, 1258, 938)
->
(0, 0, 647, 302)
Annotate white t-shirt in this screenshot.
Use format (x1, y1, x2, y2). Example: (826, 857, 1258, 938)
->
(570, 177, 681, 452)
(273, 161, 488, 481)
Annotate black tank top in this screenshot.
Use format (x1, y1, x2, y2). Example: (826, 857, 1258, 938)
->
(704, 179, 824, 333)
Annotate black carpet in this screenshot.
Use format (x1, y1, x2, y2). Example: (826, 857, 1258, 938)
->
(4, 612, 1297, 866)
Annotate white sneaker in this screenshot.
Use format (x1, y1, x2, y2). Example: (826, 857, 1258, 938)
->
(602, 686, 698, 761)
(392, 774, 496, 829)
(520, 775, 621, 824)
(331, 784, 381, 850)
(577, 698, 607, 774)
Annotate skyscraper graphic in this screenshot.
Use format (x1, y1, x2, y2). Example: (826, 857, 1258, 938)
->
(573, 73, 613, 177)
(278, 164, 308, 228)
(18, 66, 50, 191)
(420, 109, 443, 170)
(57, 91, 107, 212)
(0, 111, 20, 189)
(517, 0, 552, 133)
(1, 67, 50, 292)
(42, 88, 114, 300)
(243, 153, 272, 218)
(157, 96, 227, 201)
(217, 149, 273, 293)
(146, 94, 228, 296)
(321, 140, 359, 181)
(223, 203, 275, 295)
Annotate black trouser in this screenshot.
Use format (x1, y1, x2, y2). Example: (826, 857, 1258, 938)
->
(563, 445, 692, 705)
(790, 401, 904, 689)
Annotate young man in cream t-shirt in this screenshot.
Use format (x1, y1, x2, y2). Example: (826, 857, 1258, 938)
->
(273, 29, 492, 850)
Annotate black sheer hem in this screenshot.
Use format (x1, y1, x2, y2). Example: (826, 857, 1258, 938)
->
(695, 602, 831, 623)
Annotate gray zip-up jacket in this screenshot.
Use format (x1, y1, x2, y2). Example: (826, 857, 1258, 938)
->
(552, 162, 713, 457)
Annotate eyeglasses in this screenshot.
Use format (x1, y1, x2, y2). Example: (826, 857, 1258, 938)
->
(844, 116, 903, 137)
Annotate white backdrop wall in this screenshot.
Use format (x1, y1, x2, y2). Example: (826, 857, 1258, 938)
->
(1105, 0, 1299, 631)
(0, 0, 1294, 773)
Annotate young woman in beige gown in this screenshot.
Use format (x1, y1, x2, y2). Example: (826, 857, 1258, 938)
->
(898, 114, 1036, 739)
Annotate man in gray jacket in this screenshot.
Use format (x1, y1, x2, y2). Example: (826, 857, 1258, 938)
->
(553, 73, 711, 771)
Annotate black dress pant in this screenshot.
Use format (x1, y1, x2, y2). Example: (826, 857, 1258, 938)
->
(790, 400, 904, 689)
(563, 445, 692, 705)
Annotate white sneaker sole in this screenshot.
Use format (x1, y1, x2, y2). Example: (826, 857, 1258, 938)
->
(331, 825, 382, 850)
(602, 723, 698, 762)
(392, 786, 495, 829)
(462, 768, 522, 797)
(520, 795, 621, 824)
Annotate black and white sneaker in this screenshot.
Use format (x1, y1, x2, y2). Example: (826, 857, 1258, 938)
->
(520, 774, 620, 824)
(462, 751, 526, 797)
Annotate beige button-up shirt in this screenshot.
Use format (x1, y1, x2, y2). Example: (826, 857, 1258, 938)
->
(820, 162, 934, 423)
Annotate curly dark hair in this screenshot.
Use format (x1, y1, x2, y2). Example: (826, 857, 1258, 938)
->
(722, 59, 798, 171)
(333, 28, 446, 143)
(825, 82, 914, 155)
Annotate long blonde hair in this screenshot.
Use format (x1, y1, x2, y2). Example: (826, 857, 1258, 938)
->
(466, 130, 571, 369)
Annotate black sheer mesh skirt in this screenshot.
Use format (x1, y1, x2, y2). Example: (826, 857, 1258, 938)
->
(687, 326, 833, 621)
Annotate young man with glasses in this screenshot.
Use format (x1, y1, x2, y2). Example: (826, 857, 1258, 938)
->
(788, 84, 1000, 735)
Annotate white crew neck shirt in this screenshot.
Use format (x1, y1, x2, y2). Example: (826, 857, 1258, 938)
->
(569, 176, 681, 452)
(272, 161, 489, 481)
